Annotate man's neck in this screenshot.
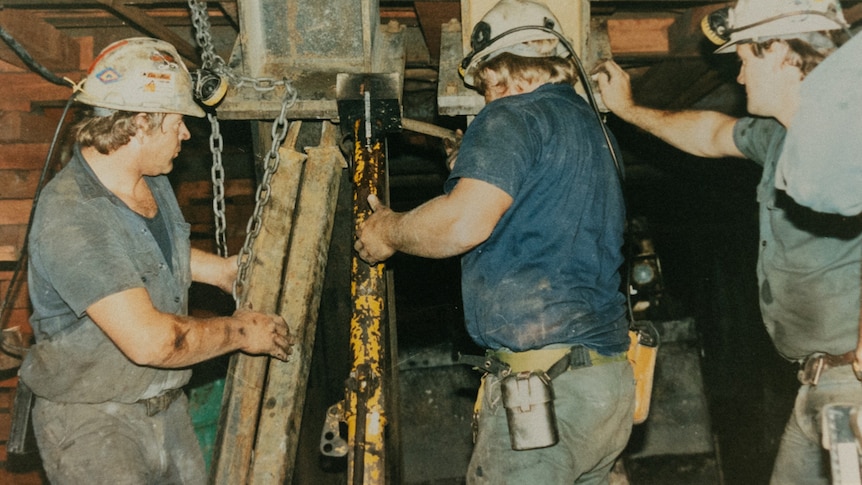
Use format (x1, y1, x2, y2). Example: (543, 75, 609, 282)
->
(80, 145, 157, 217)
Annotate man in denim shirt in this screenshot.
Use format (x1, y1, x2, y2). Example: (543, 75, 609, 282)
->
(597, 0, 860, 483)
(19, 38, 292, 484)
(356, 1, 634, 482)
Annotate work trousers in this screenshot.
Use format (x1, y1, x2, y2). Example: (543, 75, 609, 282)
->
(32, 393, 206, 485)
(467, 359, 635, 485)
(771, 364, 862, 485)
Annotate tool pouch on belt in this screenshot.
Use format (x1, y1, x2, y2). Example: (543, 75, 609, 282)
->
(628, 320, 659, 424)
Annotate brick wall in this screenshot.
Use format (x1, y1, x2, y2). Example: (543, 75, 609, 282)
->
(0, 57, 90, 338)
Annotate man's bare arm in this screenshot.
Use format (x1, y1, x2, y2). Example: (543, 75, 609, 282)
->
(596, 59, 744, 159)
(87, 287, 292, 367)
(355, 177, 513, 264)
(191, 248, 236, 294)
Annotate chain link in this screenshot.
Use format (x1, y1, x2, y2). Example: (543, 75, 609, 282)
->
(208, 113, 228, 257)
(188, 0, 232, 79)
(187, 1, 299, 304)
(234, 86, 296, 304)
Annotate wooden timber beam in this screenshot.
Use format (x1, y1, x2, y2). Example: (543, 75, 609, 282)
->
(249, 121, 346, 484)
(94, 0, 199, 64)
(211, 120, 347, 484)
(414, 1, 461, 62)
(607, 13, 676, 56)
(210, 121, 306, 485)
(216, 1, 239, 28)
(0, 1, 237, 65)
(606, 5, 731, 110)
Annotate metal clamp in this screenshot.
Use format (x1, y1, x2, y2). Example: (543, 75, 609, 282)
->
(456, 352, 511, 377)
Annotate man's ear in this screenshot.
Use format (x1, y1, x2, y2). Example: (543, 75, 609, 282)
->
(767, 41, 792, 62)
(771, 42, 804, 78)
(133, 112, 149, 133)
(481, 69, 508, 101)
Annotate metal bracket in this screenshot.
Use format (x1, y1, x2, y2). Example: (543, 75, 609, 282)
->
(321, 401, 349, 457)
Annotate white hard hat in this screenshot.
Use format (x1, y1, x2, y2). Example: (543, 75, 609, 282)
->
(459, 0, 569, 87)
(77, 38, 205, 117)
(706, 0, 847, 54)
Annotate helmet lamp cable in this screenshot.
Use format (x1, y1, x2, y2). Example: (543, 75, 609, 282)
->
(0, 97, 75, 349)
(0, 24, 76, 345)
(466, 25, 624, 183)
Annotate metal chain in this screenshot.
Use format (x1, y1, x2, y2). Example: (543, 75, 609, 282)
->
(187, 0, 229, 76)
(187, 0, 299, 304)
(208, 112, 228, 258)
(188, 0, 292, 92)
(234, 87, 297, 304)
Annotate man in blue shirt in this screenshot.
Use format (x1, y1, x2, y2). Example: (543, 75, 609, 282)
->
(356, 1, 634, 482)
(20, 38, 292, 484)
(596, 0, 860, 483)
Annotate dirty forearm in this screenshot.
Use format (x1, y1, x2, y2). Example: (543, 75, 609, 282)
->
(385, 196, 484, 259)
(135, 313, 244, 368)
(88, 287, 290, 368)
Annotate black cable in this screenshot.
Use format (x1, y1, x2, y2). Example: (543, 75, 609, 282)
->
(0, 97, 74, 344)
(0, 24, 70, 87)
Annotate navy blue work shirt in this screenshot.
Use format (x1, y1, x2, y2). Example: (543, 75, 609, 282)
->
(446, 83, 629, 354)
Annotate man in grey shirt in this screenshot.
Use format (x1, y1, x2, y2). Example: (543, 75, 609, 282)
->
(596, 1, 860, 483)
(20, 38, 292, 484)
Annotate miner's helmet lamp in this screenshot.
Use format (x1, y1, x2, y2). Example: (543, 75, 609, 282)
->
(702, 0, 848, 54)
(76, 37, 206, 117)
(459, 0, 570, 88)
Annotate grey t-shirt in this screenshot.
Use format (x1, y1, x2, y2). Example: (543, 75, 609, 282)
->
(735, 117, 862, 361)
(20, 145, 192, 403)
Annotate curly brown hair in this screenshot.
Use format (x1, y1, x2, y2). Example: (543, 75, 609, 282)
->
(73, 110, 166, 155)
(472, 50, 577, 97)
(750, 31, 844, 77)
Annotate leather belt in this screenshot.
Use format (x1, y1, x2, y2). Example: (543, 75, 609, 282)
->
(137, 388, 183, 417)
(490, 345, 627, 378)
(798, 351, 855, 386)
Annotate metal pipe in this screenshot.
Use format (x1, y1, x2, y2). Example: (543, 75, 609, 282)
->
(346, 118, 388, 485)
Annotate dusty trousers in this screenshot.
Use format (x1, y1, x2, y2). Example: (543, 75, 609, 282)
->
(467, 358, 634, 484)
(771, 364, 862, 485)
(32, 393, 206, 485)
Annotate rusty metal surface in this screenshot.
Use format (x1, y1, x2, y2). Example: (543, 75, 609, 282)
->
(217, 0, 404, 120)
(346, 121, 389, 485)
(236, 0, 367, 76)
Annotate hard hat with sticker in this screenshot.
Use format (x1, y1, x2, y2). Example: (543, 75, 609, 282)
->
(76, 37, 205, 118)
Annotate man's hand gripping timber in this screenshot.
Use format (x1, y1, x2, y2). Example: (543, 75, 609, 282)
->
(233, 306, 294, 362)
